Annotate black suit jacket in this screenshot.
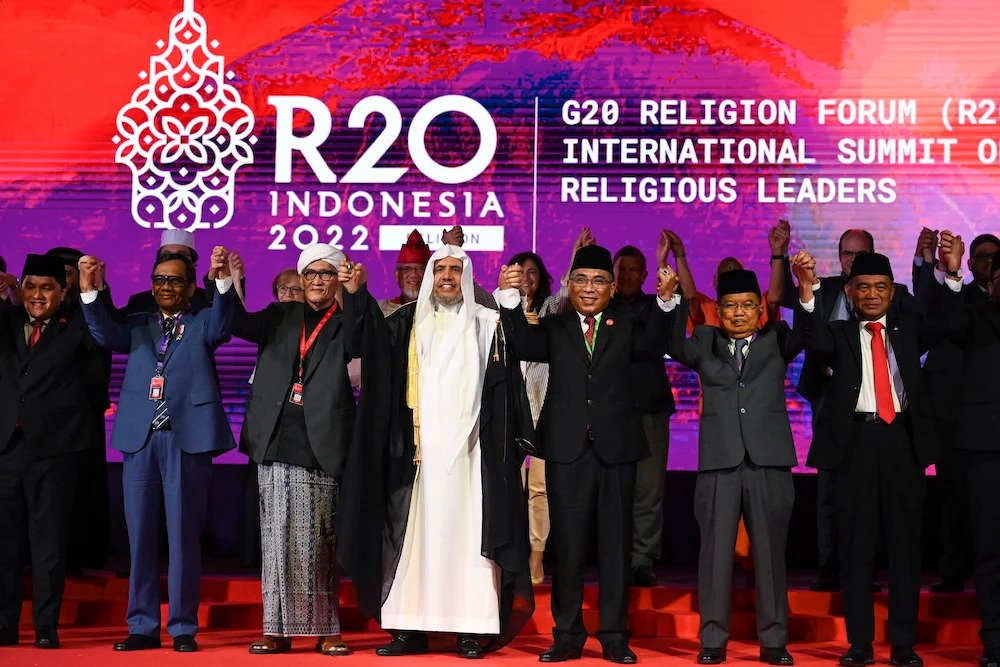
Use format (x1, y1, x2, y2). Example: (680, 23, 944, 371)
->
(0, 305, 106, 457)
(801, 288, 954, 470)
(610, 293, 675, 415)
(499, 300, 671, 465)
(233, 300, 359, 477)
(666, 298, 802, 471)
(947, 298, 1000, 453)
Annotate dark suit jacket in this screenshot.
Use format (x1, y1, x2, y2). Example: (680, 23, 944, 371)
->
(781, 262, 933, 402)
(801, 287, 954, 470)
(666, 298, 802, 471)
(234, 300, 359, 477)
(946, 298, 1000, 453)
(499, 299, 671, 465)
(610, 293, 675, 415)
(0, 305, 106, 457)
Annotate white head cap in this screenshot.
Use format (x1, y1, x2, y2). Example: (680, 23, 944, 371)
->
(297, 243, 347, 275)
(159, 228, 195, 250)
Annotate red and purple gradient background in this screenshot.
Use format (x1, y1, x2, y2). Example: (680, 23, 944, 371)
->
(3, 0, 999, 468)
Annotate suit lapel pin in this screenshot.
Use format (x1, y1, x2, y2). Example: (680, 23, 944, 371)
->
(175, 324, 185, 340)
(605, 319, 614, 326)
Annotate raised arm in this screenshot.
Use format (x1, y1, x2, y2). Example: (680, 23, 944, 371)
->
(664, 230, 697, 301)
(497, 263, 550, 362)
(338, 259, 389, 359)
(791, 250, 834, 361)
(766, 219, 790, 321)
(78, 255, 132, 353)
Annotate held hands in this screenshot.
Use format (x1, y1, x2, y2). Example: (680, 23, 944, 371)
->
(571, 228, 596, 258)
(499, 262, 523, 291)
(0, 272, 17, 294)
(656, 265, 679, 301)
(769, 219, 791, 256)
(790, 250, 818, 297)
(337, 258, 366, 293)
(77, 255, 105, 293)
(209, 246, 230, 280)
(938, 230, 965, 273)
(663, 230, 686, 259)
(441, 225, 465, 247)
(656, 230, 671, 269)
(229, 252, 245, 281)
(915, 227, 939, 264)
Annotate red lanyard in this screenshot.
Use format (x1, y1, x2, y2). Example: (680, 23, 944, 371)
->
(297, 304, 337, 382)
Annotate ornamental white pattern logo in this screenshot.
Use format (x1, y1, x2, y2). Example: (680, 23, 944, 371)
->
(113, 0, 255, 231)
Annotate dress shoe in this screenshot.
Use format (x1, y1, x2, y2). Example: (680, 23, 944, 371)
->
(457, 635, 484, 659)
(539, 642, 583, 662)
(602, 642, 637, 664)
(759, 646, 793, 665)
(173, 634, 198, 652)
(630, 565, 657, 587)
(889, 646, 922, 667)
(34, 634, 59, 649)
(376, 631, 428, 656)
(838, 644, 874, 666)
(930, 579, 965, 594)
(697, 647, 727, 664)
(0, 630, 18, 647)
(808, 577, 839, 592)
(871, 581, 883, 593)
(980, 645, 1000, 667)
(114, 634, 162, 651)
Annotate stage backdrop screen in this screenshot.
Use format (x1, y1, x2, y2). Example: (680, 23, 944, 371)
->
(3, 0, 997, 469)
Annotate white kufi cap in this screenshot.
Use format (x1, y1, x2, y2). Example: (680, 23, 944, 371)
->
(297, 243, 347, 274)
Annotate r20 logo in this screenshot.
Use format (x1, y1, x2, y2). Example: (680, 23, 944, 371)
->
(270, 94, 497, 185)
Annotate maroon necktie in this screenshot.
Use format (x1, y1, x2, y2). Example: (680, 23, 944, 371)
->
(583, 315, 595, 355)
(27, 320, 43, 350)
(865, 322, 895, 424)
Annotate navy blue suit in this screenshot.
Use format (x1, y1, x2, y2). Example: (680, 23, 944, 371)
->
(82, 284, 235, 638)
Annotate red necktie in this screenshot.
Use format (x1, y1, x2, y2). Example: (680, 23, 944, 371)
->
(865, 322, 895, 424)
(584, 315, 595, 355)
(27, 320, 43, 350)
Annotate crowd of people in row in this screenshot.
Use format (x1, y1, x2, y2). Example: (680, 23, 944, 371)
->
(1, 222, 999, 667)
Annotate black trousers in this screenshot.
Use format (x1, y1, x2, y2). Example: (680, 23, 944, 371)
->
(965, 449, 1000, 647)
(0, 431, 80, 637)
(834, 419, 924, 648)
(631, 412, 670, 569)
(547, 445, 635, 648)
(934, 426, 974, 584)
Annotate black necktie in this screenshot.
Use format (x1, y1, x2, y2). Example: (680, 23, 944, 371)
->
(734, 338, 748, 372)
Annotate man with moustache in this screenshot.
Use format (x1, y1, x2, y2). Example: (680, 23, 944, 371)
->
(795, 237, 963, 667)
(659, 265, 802, 666)
(78, 247, 237, 653)
(232, 244, 359, 656)
(0, 254, 105, 649)
(379, 230, 432, 317)
(498, 242, 676, 664)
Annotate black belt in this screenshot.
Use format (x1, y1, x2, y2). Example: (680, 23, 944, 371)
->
(853, 411, 902, 423)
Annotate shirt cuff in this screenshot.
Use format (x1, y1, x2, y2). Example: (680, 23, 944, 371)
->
(799, 282, 820, 312)
(80, 290, 99, 304)
(215, 277, 233, 294)
(494, 287, 521, 309)
(656, 293, 681, 312)
(934, 266, 964, 291)
(914, 256, 925, 267)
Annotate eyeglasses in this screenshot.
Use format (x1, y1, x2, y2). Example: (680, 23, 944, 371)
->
(276, 285, 304, 295)
(396, 266, 423, 275)
(973, 252, 996, 262)
(569, 275, 612, 288)
(720, 301, 761, 313)
(301, 269, 337, 283)
(151, 274, 189, 288)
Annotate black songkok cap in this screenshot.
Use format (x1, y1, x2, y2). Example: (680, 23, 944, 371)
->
(716, 269, 760, 300)
(22, 254, 67, 288)
(570, 245, 614, 275)
(45, 246, 84, 268)
(848, 252, 894, 281)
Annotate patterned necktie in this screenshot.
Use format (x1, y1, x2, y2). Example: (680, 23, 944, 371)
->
(584, 316, 596, 356)
(162, 316, 175, 336)
(734, 338, 748, 372)
(865, 322, 895, 423)
(151, 316, 175, 430)
(27, 320, 44, 350)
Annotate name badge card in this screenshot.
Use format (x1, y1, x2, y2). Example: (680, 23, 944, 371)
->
(289, 382, 304, 405)
(149, 376, 165, 401)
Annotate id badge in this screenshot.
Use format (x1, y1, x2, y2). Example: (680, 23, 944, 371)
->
(149, 376, 165, 401)
(289, 382, 304, 405)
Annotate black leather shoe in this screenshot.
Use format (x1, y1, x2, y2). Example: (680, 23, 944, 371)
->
(173, 635, 198, 652)
(698, 647, 727, 664)
(34, 634, 59, 649)
(839, 644, 875, 666)
(602, 642, 637, 664)
(930, 579, 965, 594)
(0, 633, 17, 647)
(808, 578, 839, 592)
(872, 581, 883, 593)
(630, 565, 657, 587)
(376, 632, 428, 657)
(539, 642, 583, 662)
(457, 635, 484, 659)
(889, 646, 922, 667)
(760, 646, 793, 665)
(114, 634, 162, 651)
(980, 645, 1000, 667)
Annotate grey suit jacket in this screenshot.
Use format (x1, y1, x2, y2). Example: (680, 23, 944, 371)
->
(667, 298, 803, 472)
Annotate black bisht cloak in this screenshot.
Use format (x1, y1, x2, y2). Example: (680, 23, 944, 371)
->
(336, 284, 535, 650)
